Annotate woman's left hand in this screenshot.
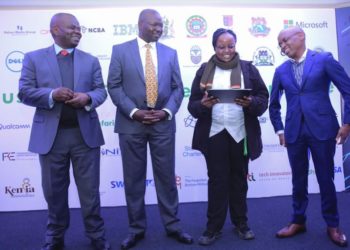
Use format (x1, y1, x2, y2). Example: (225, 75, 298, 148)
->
(235, 96, 252, 107)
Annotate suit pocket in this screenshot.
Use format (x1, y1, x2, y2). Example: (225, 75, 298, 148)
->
(318, 106, 336, 116)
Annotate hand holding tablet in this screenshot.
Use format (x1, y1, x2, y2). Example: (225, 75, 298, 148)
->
(207, 89, 252, 103)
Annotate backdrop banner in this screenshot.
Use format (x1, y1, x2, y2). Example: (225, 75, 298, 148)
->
(0, 7, 345, 211)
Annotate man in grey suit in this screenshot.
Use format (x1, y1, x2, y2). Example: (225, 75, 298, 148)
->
(107, 9, 193, 249)
(18, 13, 110, 250)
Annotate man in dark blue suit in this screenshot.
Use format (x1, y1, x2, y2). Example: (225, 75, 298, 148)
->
(18, 13, 110, 250)
(269, 26, 350, 247)
(107, 9, 193, 250)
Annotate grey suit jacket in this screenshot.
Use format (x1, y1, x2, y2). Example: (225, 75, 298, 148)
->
(18, 45, 106, 154)
(107, 38, 184, 134)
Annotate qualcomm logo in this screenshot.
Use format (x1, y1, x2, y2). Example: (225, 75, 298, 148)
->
(0, 123, 30, 131)
(6, 51, 24, 72)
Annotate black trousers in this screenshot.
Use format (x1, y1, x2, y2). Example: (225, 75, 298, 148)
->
(204, 129, 249, 232)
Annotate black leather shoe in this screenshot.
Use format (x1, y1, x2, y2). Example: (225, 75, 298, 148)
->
(91, 238, 111, 250)
(41, 241, 64, 250)
(120, 233, 144, 250)
(167, 231, 193, 244)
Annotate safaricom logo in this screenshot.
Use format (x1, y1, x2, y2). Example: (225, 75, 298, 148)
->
(283, 20, 328, 29)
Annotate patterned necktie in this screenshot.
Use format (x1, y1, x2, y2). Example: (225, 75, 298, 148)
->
(145, 43, 158, 108)
(60, 49, 69, 56)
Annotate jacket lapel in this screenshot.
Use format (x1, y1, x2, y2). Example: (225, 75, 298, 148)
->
(286, 61, 300, 89)
(300, 49, 314, 89)
(129, 39, 144, 81)
(156, 43, 163, 85)
(46, 45, 62, 87)
(73, 49, 81, 91)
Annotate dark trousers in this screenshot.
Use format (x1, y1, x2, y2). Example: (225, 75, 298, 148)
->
(287, 122, 339, 227)
(39, 128, 105, 244)
(119, 132, 181, 235)
(204, 129, 249, 232)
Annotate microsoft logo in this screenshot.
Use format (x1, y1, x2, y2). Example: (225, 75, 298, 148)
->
(283, 20, 294, 29)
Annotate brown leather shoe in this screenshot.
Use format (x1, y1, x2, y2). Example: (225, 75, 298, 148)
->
(276, 223, 306, 238)
(327, 227, 348, 247)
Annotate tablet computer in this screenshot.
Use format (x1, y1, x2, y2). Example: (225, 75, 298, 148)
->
(207, 89, 251, 103)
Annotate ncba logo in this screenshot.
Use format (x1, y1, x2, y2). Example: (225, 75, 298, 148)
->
(81, 26, 105, 33)
(5, 178, 35, 197)
(186, 15, 207, 38)
(6, 51, 24, 72)
(190, 45, 202, 64)
(252, 47, 275, 66)
(249, 17, 270, 37)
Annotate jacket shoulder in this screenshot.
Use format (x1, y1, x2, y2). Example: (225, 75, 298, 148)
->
(113, 39, 136, 49)
(75, 48, 97, 60)
(157, 42, 176, 52)
(25, 46, 51, 57)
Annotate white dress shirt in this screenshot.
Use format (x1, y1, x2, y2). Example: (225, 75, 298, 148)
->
(129, 37, 172, 119)
(210, 67, 246, 143)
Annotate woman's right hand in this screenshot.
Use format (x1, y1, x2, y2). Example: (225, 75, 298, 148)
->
(201, 91, 219, 108)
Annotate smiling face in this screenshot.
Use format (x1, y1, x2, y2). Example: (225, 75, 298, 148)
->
(278, 27, 305, 60)
(214, 32, 236, 62)
(138, 10, 163, 43)
(50, 13, 82, 49)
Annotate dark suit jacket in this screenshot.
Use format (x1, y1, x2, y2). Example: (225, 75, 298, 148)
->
(188, 60, 269, 160)
(107, 38, 184, 134)
(18, 45, 106, 154)
(269, 50, 350, 143)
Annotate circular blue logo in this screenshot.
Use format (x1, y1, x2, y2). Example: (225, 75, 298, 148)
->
(6, 51, 24, 72)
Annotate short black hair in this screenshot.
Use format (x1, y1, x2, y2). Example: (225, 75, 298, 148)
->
(212, 28, 237, 48)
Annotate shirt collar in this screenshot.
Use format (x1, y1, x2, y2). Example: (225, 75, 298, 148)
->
(137, 37, 156, 50)
(54, 44, 74, 55)
(289, 49, 307, 64)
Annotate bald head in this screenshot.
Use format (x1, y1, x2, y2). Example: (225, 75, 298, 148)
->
(49, 13, 81, 49)
(138, 9, 163, 43)
(278, 26, 306, 60)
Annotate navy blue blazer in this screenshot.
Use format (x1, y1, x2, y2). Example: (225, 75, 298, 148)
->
(188, 60, 269, 160)
(107, 39, 184, 134)
(18, 45, 107, 154)
(269, 50, 350, 143)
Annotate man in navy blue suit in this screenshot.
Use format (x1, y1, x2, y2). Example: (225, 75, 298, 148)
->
(19, 13, 110, 250)
(107, 9, 193, 250)
(269, 26, 350, 247)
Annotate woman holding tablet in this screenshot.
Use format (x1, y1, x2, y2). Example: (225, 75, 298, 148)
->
(188, 28, 269, 246)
